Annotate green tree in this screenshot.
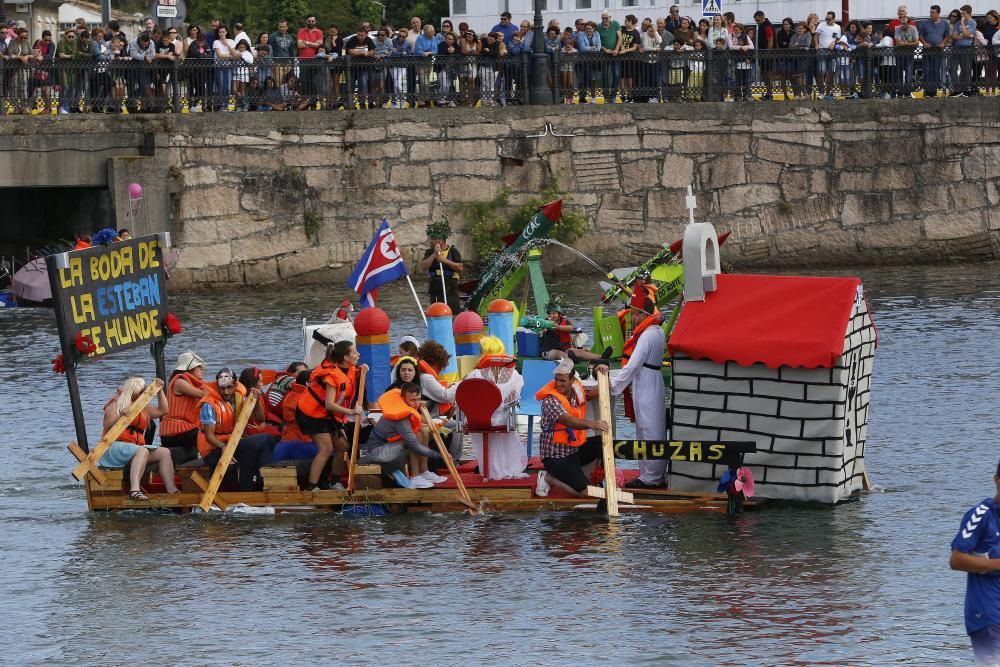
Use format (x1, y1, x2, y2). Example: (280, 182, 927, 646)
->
(185, 0, 448, 34)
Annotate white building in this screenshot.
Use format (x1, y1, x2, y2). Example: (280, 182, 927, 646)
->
(664, 222, 877, 504)
(449, 0, 908, 34)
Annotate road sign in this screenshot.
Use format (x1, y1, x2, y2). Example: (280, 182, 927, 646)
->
(703, 0, 722, 15)
(156, 6, 177, 17)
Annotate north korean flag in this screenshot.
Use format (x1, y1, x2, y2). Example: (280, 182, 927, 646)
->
(347, 220, 409, 307)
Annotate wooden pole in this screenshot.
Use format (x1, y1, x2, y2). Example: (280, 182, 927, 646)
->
(420, 405, 477, 513)
(197, 391, 259, 512)
(71, 378, 163, 481)
(347, 366, 368, 494)
(596, 370, 620, 517)
(47, 253, 90, 453)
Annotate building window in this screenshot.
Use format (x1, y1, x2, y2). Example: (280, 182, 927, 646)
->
(622, 0, 637, 5)
(453, 0, 466, 14)
(577, 0, 590, 8)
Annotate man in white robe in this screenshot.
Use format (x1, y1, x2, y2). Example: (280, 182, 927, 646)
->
(611, 293, 667, 487)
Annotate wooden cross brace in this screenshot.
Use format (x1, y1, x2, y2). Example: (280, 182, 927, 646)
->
(198, 391, 259, 512)
(69, 378, 163, 484)
(587, 371, 629, 516)
(347, 366, 368, 495)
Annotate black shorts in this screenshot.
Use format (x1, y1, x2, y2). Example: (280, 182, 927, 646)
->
(541, 435, 604, 492)
(295, 406, 344, 437)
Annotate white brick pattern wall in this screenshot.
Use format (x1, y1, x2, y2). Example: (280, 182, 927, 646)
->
(667, 304, 876, 503)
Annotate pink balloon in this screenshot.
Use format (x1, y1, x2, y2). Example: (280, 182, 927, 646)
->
(128, 182, 143, 199)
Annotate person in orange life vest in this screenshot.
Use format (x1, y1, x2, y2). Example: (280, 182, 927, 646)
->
(198, 368, 274, 492)
(160, 350, 209, 466)
(295, 340, 367, 491)
(599, 292, 668, 489)
(238, 367, 279, 437)
(273, 369, 319, 463)
(416, 340, 462, 463)
(99, 376, 178, 502)
(264, 361, 307, 423)
(540, 298, 613, 363)
(534, 358, 610, 498)
(617, 275, 658, 338)
(360, 382, 444, 489)
(462, 335, 528, 480)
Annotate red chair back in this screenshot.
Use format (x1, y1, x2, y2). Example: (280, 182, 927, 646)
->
(456, 378, 504, 432)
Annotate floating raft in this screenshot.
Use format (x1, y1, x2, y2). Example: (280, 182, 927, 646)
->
(80, 459, 754, 514)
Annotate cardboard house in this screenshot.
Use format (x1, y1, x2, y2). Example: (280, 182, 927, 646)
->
(665, 223, 877, 504)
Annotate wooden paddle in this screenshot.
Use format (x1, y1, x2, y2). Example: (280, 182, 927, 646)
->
(71, 378, 164, 483)
(198, 390, 259, 512)
(420, 405, 478, 513)
(347, 366, 368, 495)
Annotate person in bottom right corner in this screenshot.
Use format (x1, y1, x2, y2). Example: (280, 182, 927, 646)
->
(950, 459, 1000, 666)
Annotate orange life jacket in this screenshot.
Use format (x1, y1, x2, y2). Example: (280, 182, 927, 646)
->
(535, 380, 588, 447)
(298, 361, 356, 423)
(476, 354, 517, 369)
(418, 359, 453, 414)
(622, 312, 663, 364)
(621, 312, 663, 422)
(104, 398, 148, 445)
(196, 390, 242, 459)
(280, 384, 312, 443)
(160, 371, 206, 437)
(377, 388, 424, 442)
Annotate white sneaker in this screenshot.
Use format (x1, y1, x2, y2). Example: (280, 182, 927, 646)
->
(535, 471, 550, 497)
(331, 482, 345, 491)
(410, 476, 434, 489)
(420, 471, 448, 484)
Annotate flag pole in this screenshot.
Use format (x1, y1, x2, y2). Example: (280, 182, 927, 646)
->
(406, 275, 428, 328)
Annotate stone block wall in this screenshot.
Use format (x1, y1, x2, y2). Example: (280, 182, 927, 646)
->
(1, 101, 997, 288)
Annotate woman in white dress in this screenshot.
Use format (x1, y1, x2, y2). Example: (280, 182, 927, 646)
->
(461, 336, 528, 480)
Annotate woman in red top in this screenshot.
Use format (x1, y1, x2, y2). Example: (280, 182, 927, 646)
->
(295, 340, 367, 490)
(99, 376, 178, 501)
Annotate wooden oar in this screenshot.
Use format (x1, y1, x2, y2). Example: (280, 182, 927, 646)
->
(347, 366, 368, 495)
(71, 378, 163, 482)
(420, 405, 478, 513)
(597, 370, 621, 517)
(198, 391, 259, 512)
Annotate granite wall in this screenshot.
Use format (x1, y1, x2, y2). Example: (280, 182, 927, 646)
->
(1, 100, 997, 288)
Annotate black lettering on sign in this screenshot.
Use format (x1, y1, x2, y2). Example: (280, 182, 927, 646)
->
(613, 440, 756, 462)
(49, 236, 168, 359)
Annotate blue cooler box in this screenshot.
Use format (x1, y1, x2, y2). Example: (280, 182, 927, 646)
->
(516, 330, 541, 357)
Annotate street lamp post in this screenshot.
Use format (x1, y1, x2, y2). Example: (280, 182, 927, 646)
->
(371, 1, 387, 23)
(528, 0, 552, 104)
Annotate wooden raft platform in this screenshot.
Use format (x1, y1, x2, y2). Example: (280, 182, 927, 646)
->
(81, 461, 754, 514)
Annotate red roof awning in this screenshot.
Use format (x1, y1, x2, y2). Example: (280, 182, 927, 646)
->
(668, 274, 869, 369)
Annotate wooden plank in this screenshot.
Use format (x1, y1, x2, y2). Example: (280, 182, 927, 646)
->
(355, 464, 381, 475)
(347, 366, 368, 495)
(587, 485, 634, 504)
(68, 441, 108, 486)
(420, 405, 478, 513)
(198, 391, 258, 512)
(190, 470, 230, 511)
(596, 370, 620, 517)
(71, 379, 163, 482)
(862, 470, 872, 491)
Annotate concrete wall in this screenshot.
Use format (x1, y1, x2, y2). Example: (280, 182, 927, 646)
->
(0, 101, 997, 289)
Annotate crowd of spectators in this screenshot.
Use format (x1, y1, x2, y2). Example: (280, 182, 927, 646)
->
(0, 4, 997, 113)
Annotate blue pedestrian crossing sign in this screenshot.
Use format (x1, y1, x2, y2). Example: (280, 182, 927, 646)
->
(703, 0, 722, 15)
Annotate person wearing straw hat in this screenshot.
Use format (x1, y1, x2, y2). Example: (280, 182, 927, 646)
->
(160, 350, 209, 465)
(611, 291, 667, 489)
(419, 219, 463, 312)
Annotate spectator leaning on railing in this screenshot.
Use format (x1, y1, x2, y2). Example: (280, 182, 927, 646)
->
(2, 7, 1000, 114)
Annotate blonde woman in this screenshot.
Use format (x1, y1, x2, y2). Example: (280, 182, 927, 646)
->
(100, 376, 178, 501)
(461, 336, 527, 480)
